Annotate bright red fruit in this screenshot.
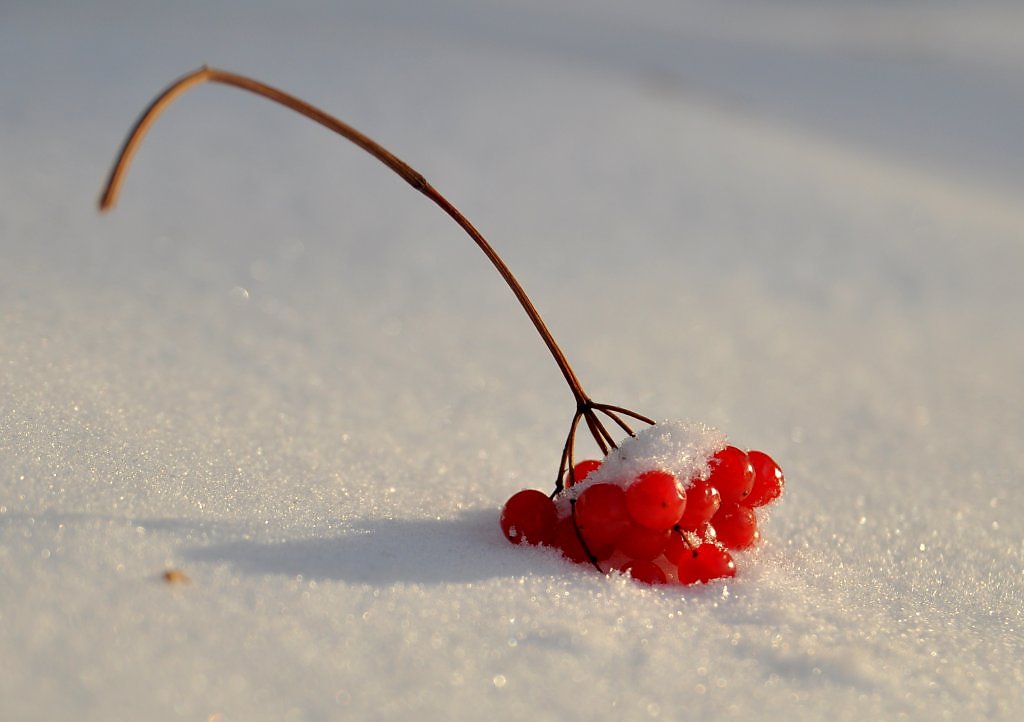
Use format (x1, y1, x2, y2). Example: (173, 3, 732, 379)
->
(554, 516, 614, 563)
(619, 560, 667, 585)
(625, 470, 687, 530)
(500, 489, 557, 545)
(677, 543, 736, 584)
(707, 446, 755, 503)
(677, 478, 721, 530)
(712, 502, 759, 550)
(662, 531, 691, 565)
(553, 517, 588, 564)
(574, 483, 631, 546)
(746, 450, 784, 507)
(567, 459, 602, 488)
(617, 523, 670, 561)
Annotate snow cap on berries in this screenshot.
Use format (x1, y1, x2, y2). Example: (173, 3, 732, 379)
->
(585, 420, 726, 491)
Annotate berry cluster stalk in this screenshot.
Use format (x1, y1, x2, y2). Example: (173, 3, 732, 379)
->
(98, 66, 654, 489)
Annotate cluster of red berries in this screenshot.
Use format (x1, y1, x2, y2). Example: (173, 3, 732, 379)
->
(500, 444, 783, 585)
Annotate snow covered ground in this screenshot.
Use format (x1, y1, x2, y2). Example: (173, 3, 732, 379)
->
(2, 1, 1023, 719)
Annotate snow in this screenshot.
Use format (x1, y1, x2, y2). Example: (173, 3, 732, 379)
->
(583, 419, 726, 491)
(3, 1, 1024, 720)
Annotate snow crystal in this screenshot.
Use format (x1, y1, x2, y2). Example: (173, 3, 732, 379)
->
(582, 420, 726, 491)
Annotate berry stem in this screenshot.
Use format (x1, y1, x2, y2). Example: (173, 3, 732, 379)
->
(569, 499, 605, 574)
(99, 66, 588, 403)
(98, 66, 654, 483)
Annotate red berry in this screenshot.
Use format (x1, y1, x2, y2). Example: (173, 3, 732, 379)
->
(712, 502, 759, 550)
(746, 450, 784, 507)
(663, 530, 691, 565)
(677, 543, 736, 585)
(566, 459, 602, 488)
(554, 516, 614, 563)
(625, 470, 687, 531)
(575, 483, 631, 546)
(619, 560, 667, 585)
(500, 489, 557, 545)
(553, 516, 588, 564)
(677, 478, 721, 530)
(707, 446, 755, 503)
(617, 523, 670, 561)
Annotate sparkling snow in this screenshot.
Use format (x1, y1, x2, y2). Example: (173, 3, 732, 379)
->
(584, 419, 726, 491)
(3, 1, 1023, 721)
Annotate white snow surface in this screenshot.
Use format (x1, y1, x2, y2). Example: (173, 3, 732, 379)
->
(581, 419, 726, 491)
(3, 1, 1024, 720)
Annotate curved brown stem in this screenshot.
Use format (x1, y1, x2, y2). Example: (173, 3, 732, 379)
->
(593, 403, 655, 425)
(99, 66, 589, 404)
(597, 407, 636, 437)
(98, 66, 658, 485)
(554, 410, 585, 497)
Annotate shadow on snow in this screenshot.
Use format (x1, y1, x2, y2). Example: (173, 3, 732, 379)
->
(183, 508, 560, 585)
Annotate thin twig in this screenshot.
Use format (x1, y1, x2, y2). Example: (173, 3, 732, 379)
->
(599, 406, 637, 437)
(99, 66, 589, 406)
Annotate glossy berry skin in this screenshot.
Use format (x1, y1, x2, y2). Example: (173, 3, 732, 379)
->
(677, 478, 721, 531)
(554, 516, 614, 563)
(566, 459, 602, 488)
(712, 502, 759, 550)
(708, 446, 755, 503)
(662, 531, 691, 566)
(619, 560, 667, 585)
(625, 470, 687, 531)
(746, 450, 784, 507)
(500, 489, 557, 546)
(574, 483, 631, 546)
(553, 516, 587, 563)
(677, 543, 736, 585)
(663, 524, 715, 564)
(617, 523, 670, 561)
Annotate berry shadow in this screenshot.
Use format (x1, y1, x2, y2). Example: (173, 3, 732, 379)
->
(183, 508, 556, 585)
